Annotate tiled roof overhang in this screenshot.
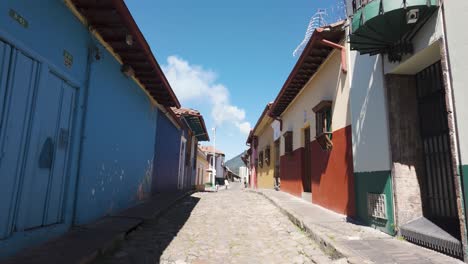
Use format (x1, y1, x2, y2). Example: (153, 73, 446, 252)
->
(270, 21, 345, 117)
(70, 0, 180, 108)
(172, 108, 210, 141)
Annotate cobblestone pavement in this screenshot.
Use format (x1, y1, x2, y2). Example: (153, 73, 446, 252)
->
(95, 184, 338, 264)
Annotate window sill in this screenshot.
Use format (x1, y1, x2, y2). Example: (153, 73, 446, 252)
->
(316, 132, 333, 151)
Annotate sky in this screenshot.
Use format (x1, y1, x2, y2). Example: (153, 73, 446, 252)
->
(125, 0, 345, 160)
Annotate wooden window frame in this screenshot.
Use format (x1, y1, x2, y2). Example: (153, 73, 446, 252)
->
(283, 131, 293, 155)
(264, 145, 271, 166)
(258, 150, 264, 168)
(313, 101, 333, 151)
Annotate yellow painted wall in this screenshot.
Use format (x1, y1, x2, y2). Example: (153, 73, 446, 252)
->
(196, 150, 209, 185)
(256, 120, 276, 189)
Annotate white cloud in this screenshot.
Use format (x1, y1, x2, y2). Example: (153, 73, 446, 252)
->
(162, 56, 251, 135)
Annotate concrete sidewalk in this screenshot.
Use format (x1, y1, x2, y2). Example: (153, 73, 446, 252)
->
(252, 189, 463, 264)
(1, 190, 193, 264)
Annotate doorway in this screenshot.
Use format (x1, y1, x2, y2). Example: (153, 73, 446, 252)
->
(416, 62, 459, 238)
(274, 139, 280, 189)
(0, 40, 76, 237)
(387, 61, 462, 257)
(302, 127, 312, 193)
(178, 137, 187, 190)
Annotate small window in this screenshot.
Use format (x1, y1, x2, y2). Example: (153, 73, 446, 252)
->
(283, 131, 293, 154)
(313, 101, 333, 151)
(264, 145, 271, 166)
(258, 151, 264, 168)
(313, 101, 332, 137)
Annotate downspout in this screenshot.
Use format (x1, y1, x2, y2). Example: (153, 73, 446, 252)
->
(439, 0, 468, 259)
(268, 112, 283, 132)
(71, 41, 96, 225)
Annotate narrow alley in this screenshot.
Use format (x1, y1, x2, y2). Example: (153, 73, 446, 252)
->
(95, 183, 338, 264)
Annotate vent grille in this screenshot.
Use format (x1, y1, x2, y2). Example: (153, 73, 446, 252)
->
(367, 193, 387, 219)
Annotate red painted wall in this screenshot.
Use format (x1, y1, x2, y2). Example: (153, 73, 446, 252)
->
(310, 126, 355, 216)
(280, 148, 304, 197)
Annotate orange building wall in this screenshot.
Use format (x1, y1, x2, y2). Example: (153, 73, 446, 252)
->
(309, 126, 355, 216)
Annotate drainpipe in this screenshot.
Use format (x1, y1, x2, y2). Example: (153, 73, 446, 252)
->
(319, 38, 348, 73)
(269, 114, 283, 132)
(439, 0, 468, 260)
(71, 41, 96, 225)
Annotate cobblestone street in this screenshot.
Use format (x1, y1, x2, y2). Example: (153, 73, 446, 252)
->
(95, 184, 336, 264)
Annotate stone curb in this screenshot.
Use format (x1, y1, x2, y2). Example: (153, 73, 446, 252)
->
(83, 190, 196, 264)
(248, 189, 367, 264)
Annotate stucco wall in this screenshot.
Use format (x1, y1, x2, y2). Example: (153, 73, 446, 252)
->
(384, 9, 443, 74)
(74, 39, 158, 225)
(0, 0, 90, 257)
(277, 49, 355, 215)
(280, 51, 350, 156)
(256, 122, 275, 189)
(153, 110, 181, 193)
(196, 150, 209, 185)
(280, 148, 304, 197)
(444, 1, 468, 165)
(348, 42, 394, 234)
(349, 52, 391, 173)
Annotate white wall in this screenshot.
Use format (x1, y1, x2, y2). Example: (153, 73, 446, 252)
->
(348, 52, 392, 173)
(280, 51, 350, 155)
(384, 8, 443, 74)
(239, 166, 249, 183)
(444, 0, 468, 164)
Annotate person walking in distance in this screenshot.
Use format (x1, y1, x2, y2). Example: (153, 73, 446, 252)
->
(224, 178, 229, 190)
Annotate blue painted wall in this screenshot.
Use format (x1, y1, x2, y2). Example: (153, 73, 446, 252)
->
(0, 0, 89, 258)
(74, 40, 158, 224)
(153, 110, 181, 193)
(0, 0, 162, 257)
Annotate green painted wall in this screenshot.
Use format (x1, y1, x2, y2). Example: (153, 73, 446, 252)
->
(355, 171, 395, 235)
(462, 165, 468, 224)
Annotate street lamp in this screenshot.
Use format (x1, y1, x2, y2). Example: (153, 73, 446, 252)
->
(212, 127, 216, 189)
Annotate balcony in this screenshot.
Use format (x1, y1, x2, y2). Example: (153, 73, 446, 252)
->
(349, 0, 439, 61)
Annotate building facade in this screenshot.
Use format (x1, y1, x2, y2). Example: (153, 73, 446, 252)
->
(0, 0, 187, 258)
(346, 0, 468, 259)
(196, 146, 210, 189)
(200, 146, 225, 185)
(256, 22, 355, 216)
(248, 104, 278, 189)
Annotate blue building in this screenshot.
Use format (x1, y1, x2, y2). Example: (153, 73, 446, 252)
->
(0, 0, 183, 258)
(153, 107, 209, 192)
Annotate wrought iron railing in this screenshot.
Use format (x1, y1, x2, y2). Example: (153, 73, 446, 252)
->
(352, 0, 376, 13)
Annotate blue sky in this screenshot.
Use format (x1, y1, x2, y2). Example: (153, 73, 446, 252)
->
(125, 0, 344, 160)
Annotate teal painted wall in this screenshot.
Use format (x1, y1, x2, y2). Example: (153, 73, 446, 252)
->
(355, 171, 395, 235)
(462, 165, 468, 225)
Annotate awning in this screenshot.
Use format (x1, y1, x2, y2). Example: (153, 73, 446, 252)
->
(172, 108, 210, 141)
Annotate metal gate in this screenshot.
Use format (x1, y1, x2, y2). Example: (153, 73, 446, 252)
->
(416, 61, 458, 233)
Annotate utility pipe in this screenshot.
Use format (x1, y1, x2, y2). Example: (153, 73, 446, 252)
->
(319, 39, 348, 73)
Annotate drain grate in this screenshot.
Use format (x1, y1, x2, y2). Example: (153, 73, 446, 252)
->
(400, 217, 463, 259)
